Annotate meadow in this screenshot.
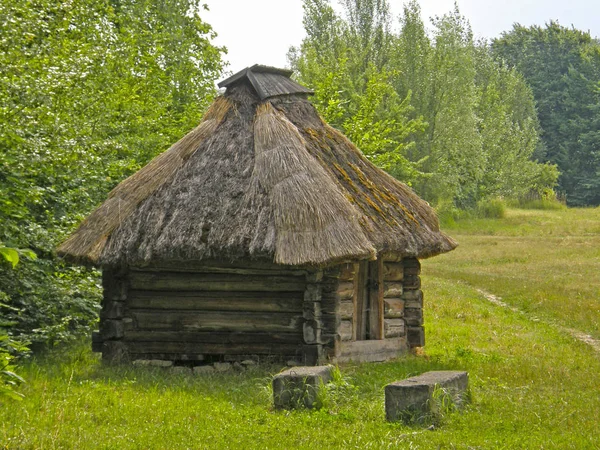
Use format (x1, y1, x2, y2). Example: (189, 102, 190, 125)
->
(1, 207, 599, 449)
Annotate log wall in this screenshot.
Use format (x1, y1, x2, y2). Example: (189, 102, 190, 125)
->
(401, 257, 424, 348)
(97, 264, 308, 362)
(95, 256, 424, 364)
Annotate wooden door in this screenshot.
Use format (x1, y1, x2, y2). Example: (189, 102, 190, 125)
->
(353, 259, 384, 340)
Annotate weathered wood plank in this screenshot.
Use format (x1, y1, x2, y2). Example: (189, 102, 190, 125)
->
(124, 331, 302, 344)
(129, 310, 302, 333)
(384, 318, 406, 338)
(382, 262, 404, 281)
(126, 341, 301, 356)
(384, 282, 403, 298)
(129, 272, 306, 292)
(384, 298, 405, 318)
(337, 337, 407, 363)
(128, 291, 303, 313)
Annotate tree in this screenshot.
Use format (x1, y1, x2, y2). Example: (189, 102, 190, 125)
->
(292, 0, 557, 208)
(492, 22, 600, 206)
(0, 0, 224, 346)
(289, 0, 425, 183)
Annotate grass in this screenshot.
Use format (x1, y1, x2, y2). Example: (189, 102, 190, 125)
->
(1, 207, 599, 449)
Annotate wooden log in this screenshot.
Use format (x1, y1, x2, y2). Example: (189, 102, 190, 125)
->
(402, 275, 421, 290)
(91, 331, 103, 352)
(102, 272, 127, 301)
(128, 290, 303, 313)
(339, 319, 353, 341)
(100, 319, 123, 340)
(102, 341, 128, 362)
(129, 272, 306, 292)
(337, 281, 354, 301)
(303, 320, 322, 344)
(339, 300, 353, 320)
(384, 282, 403, 298)
(101, 301, 124, 319)
(404, 307, 423, 326)
(130, 311, 302, 333)
(407, 326, 425, 347)
(125, 341, 301, 356)
(384, 298, 405, 318)
(304, 284, 322, 302)
(384, 318, 406, 338)
(403, 290, 423, 309)
(124, 331, 303, 344)
(321, 313, 340, 335)
(134, 260, 308, 276)
(382, 262, 404, 281)
(301, 344, 324, 365)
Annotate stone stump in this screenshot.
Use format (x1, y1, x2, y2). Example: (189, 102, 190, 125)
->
(272, 365, 334, 409)
(385, 370, 469, 422)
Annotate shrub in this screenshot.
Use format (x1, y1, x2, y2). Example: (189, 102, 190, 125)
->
(476, 198, 506, 219)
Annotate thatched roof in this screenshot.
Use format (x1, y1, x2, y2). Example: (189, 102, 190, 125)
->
(58, 65, 456, 267)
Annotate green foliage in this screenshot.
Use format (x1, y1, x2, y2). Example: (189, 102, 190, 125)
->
(0, 332, 29, 402)
(291, 0, 557, 209)
(289, 0, 427, 185)
(492, 22, 600, 206)
(475, 198, 506, 219)
(0, 0, 224, 347)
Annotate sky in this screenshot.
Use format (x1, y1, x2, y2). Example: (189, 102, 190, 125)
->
(203, 0, 600, 75)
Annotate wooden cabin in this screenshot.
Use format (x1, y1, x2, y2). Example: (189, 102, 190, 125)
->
(58, 65, 456, 365)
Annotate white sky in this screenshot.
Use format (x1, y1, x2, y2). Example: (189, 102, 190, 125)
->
(203, 0, 600, 75)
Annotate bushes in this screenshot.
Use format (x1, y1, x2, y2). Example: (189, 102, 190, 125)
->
(476, 198, 506, 219)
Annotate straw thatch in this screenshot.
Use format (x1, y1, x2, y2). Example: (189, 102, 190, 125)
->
(58, 70, 456, 267)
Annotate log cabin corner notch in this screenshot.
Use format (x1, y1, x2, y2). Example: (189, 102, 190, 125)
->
(58, 64, 457, 365)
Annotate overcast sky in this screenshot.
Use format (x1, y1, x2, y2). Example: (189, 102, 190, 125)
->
(203, 0, 600, 75)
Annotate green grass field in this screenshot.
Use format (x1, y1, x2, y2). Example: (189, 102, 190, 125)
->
(2, 207, 599, 449)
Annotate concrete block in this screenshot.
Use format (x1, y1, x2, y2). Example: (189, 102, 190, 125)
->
(272, 365, 334, 409)
(385, 371, 469, 422)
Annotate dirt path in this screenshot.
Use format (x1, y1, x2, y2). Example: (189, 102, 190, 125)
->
(476, 288, 600, 354)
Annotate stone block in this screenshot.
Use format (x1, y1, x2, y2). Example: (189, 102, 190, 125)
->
(385, 371, 469, 423)
(272, 365, 334, 409)
(193, 365, 215, 375)
(133, 359, 173, 367)
(171, 366, 192, 375)
(213, 362, 232, 372)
